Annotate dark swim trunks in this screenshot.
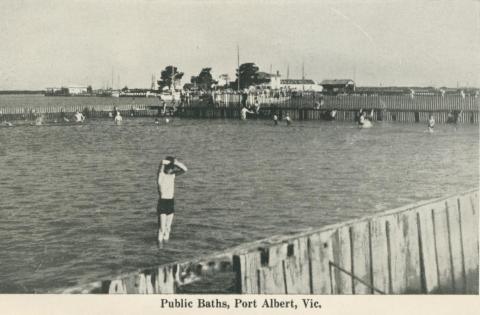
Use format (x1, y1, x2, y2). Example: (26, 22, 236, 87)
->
(157, 198, 174, 215)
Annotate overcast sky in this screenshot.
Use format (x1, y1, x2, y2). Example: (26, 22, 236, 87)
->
(0, 0, 478, 89)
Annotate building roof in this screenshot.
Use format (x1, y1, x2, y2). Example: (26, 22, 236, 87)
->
(320, 79, 355, 85)
(280, 79, 316, 85)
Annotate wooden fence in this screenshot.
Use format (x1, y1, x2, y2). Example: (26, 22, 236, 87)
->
(234, 189, 478, 294)
(0, 104, 157, 121)
(208, 94, 479, 111)
(1, 94, 478, 123)
(181, 94, 479, 123)
(57, 189, 478, 294)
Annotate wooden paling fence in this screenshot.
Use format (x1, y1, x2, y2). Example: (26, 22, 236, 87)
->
(58, 189, 478, 294)
(1, 94, 478, 123)
(234, 189, 478, 294)
(0, 104, 157, 121)
(209, 94, 479, 111)
(181, 94, 479, 123)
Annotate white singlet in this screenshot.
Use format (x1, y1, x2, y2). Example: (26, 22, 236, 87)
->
(158, 173, 175, 199)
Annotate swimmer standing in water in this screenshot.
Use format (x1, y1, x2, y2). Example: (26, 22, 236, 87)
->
(114, 111, 123, 125)
(74, 111, 86, 123)
(428, 115, 435, 132)
(240, 106, 254, 120)
(284, 113, 292, 126)
(273, 114, 278, 125)
(359, 111, 366, 126)
(156, 156, 187, 242)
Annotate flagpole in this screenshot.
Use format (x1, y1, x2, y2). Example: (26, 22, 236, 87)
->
(237, 45, 240, 91)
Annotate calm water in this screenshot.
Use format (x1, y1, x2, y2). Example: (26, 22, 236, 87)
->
(0, 112, 478, 292)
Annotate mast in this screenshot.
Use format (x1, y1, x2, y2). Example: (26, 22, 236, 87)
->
(353, 64, 356, 83)
(302, 60, 305, 91)
(237, 45, 240, 91)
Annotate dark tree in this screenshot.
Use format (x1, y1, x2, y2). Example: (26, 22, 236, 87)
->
(190, 75, 199, 86)
(196, 68, 217, 90)
(157, 66, 184, 91)
(234, 63, 268, 90)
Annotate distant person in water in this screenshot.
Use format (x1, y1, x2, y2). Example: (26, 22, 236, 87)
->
(114, 111, 123, 125)
(273, 114, 278, 125)
(428, 115, 435, 132)
(74, 111, 85, 123)
(240, 106, 254, 120)
(35, 114, 45, 125)
(254, 97, 261, 114)
(156, 156, 188, 242)
(359, 111, 366, 126)
(284, 113, 292, 126)
(446, 110, 462, 125)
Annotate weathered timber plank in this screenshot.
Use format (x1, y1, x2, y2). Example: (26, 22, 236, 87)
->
(399, 210, 422, 293)
(259, 264, 286, 294)
(265, 242, 288, 267)
(417, 204, 439, 293)
(459, 193, 479, 294)
(331, 226, 352, 294)
(238, 250, 262, 294)
(432, 201, 454, 293)
(350, 220, 372, 294)
(445, 196, 464, 293)
(122, 274, 137, 293)
(370, 215, 390, 294)
(284, 237, 310, 294)
(257, 242, 288, 294)
(155, 265, 175, 293)
(385, 214, 409, 294)
(108, 279, 127, 294)
(309, 230, 335, 294)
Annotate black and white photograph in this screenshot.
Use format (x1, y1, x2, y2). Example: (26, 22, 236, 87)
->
(0, 0, 478, 311)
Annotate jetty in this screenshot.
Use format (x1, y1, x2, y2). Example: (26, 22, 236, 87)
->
(1, 94, 478, 124)
(57, 189, 478, 294)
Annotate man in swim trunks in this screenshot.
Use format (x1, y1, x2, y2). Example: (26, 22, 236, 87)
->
(157, 156, 188, 242)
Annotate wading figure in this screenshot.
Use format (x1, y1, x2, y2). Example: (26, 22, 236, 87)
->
(74, 111, 85, 123)
(273, 114, 278, 125)
(114, 111, 123, 125)
(156, 156, 188, 242)
(284, 113, 292, 126)
(240, 106, 254, 120)
(428, 115, 435, 132)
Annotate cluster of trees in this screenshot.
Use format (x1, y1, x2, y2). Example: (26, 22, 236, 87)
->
(190, 68, 216, 90)
(157, 63, 271, 91)
(157, 66, 184, 91)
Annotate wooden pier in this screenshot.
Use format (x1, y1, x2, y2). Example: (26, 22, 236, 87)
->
(57, 188, 478, 294)
(1, 94, 478, 123)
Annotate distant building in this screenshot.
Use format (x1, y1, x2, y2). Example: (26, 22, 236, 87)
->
(45, 87, 69, 96)
(320, 79, 355, 94)
(67, 86, 88, 95)
(254, 72, 322, 91)
(280, 79, 321, 91)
